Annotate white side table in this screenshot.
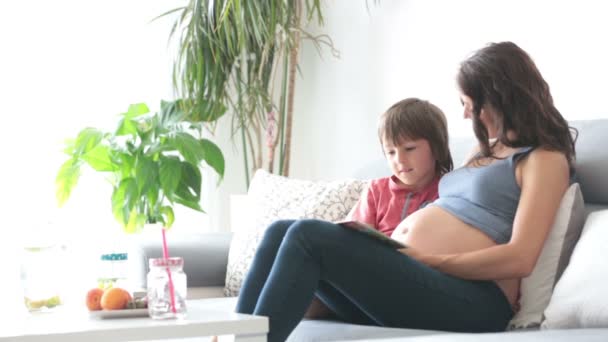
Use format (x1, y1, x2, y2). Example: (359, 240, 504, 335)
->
(0, 299, 268, 342)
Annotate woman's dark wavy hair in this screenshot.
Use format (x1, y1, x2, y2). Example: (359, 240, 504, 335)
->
(457, 41, 577, 166)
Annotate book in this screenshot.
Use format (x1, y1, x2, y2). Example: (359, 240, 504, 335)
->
(334, 220, 407, 249)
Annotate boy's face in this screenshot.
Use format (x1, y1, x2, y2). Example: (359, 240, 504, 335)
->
(383, 138, 436, 190)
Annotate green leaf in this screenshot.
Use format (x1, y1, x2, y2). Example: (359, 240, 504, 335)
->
(134, 156, 158, 194)
(146, 182, 160, 211)
(169, 132, 204, 166)
(160, 99, 187, 126)
(125, 103, 150, 119)
(111, 178, 138, 226)
(115, 117, 138, 136)
(200, 138, 225, 180)
(73, 128, 103, 156)
(82, 144, 119, 172)
(191, 98, 227, 122)
(173, 197, 204, 213)
(125, 209, 146, 234)
(159, 156, 181, 198)
(114, 152, 135, 180)
(145, 140, 174, 156)
(136, 115, 156, 138)
(160, 206, 175, 228)
(55, 159, 81, 206)
(173, 162, 201, 203)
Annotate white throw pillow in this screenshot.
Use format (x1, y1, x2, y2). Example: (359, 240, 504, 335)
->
(542, 209, 608, 328)
(224, 169, 367, 297)
(508, 183, 585, 329)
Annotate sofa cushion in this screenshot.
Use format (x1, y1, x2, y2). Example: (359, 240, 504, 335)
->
(355, 328, 608, 342)
(289, 320, 444, 341)
(224, 169, 367, 297)
(191, 297, 446, 341)
(508, 183, 585, 329)
(569, 119, 608, 205)
(542, 210, 608, 328)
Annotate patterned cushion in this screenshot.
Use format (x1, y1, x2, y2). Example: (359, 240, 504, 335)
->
(224, 169, 367, 297)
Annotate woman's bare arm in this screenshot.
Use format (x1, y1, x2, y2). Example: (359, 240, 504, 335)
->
(403, 149, 570, 280)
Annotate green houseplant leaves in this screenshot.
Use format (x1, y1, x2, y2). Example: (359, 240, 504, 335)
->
(55, 101, 225, 233)
(160, 0, 337, 187)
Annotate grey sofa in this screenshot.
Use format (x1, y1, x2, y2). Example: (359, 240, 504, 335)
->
(136, 119, 608, 341)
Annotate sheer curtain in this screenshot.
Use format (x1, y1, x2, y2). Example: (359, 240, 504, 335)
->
(0, 1, 209, 308)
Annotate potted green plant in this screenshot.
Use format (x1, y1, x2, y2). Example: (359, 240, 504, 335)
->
(55, 100, 225, 233)
(159, 0, 337, 187)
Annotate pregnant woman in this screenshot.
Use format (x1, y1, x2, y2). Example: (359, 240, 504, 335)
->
(235, 41, 576, 342)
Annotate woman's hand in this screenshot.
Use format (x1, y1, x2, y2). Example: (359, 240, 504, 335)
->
(398, 247, 445, 269)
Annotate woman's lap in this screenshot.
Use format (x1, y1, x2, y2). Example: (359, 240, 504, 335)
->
(237, 219, 514, 341)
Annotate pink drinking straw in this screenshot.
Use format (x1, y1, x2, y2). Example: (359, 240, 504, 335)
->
(161, 228, 177, 314)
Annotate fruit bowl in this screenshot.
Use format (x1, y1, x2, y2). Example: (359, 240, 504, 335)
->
(85, 286, 148, 318)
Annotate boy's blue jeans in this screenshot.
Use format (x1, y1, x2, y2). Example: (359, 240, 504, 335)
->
(236, 219, 514, 342)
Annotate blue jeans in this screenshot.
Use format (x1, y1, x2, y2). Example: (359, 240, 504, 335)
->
(236, 219, 514, 342)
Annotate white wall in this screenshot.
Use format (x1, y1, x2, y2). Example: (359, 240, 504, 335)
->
(2, 0, 607, 236)
(289, 0, 608, 181)
(211, 0, 608, 231)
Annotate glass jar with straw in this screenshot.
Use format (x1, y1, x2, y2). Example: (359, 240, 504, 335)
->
(146, 229, 187, 319)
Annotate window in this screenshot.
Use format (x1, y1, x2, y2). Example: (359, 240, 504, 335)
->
(0, 1, 207, 308)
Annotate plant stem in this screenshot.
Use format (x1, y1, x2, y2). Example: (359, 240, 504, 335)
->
(238, 51, 250, 188)
(282, 0, 302, 177)
(278, 48, 289, 175)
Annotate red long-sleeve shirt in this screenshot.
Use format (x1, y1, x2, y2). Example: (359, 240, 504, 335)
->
(349, 175, 440, 237)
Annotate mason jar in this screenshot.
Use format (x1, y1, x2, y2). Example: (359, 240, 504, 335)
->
(147, 257, 187, 319)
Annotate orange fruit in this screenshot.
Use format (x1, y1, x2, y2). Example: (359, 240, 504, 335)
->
(100, 287, 132, 310)
(86, 288, 105, 311)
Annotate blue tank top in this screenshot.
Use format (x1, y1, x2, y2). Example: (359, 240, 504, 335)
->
(432, 147, 534, 244)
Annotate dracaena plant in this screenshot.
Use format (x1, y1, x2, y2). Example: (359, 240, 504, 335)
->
(160, 0, 337, 187)
(55, 100, 225, 233)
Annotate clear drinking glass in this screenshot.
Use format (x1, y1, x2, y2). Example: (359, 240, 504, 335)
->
(20, 245, 63, 312)
(147, 257, 187, 319)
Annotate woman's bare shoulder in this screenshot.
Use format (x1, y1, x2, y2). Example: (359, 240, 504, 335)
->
(526, 147, 569, 168)
(521, 147, 570, 184)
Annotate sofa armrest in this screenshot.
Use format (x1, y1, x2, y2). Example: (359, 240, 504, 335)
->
(130, 232, 233, 289)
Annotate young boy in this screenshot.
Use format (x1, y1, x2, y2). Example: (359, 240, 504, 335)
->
(306, 97, 453, 318)
(348, 97, 453, 236)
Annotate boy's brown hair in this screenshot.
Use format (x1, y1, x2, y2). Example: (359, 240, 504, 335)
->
(378, 98, 453, 175)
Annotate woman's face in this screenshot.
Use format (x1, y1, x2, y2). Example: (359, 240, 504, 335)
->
(460, 94, 497, 138)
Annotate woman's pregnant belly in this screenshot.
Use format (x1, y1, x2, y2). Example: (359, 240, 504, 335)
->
(396, 205, 497, 253)
(393, 205, 520, 307)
